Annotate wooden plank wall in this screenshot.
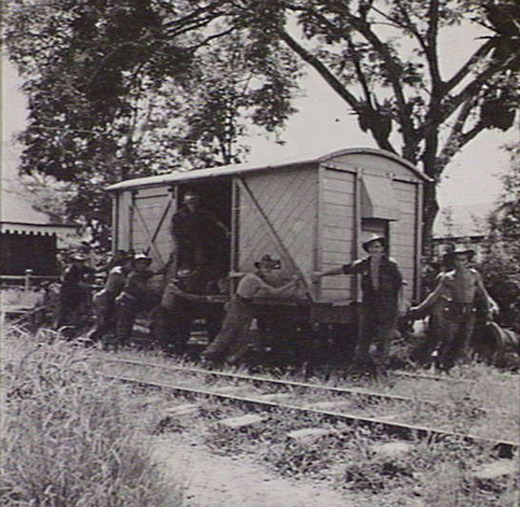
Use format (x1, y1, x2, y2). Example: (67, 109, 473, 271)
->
(319, 165, 419, 304)
(238, 166, 318, 284)
(327, 153, 421, 184)
(115, 191, 132, 251)
(320, 169, 356, 301)
(389, 180, 418, 302)
(129, 186, 175, 269)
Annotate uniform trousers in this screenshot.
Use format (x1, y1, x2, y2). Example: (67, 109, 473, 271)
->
(114, 294, 146, 349)
(88, 294, 116, 342)
(201, 295, 254, 364)
(355, 303, 398, 366)
(434, 303, 476, 371)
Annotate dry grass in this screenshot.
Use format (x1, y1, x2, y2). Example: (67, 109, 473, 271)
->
(7, 322, 515, 506)
(0, 287, 42, 308)
(0, 327, 184, 507)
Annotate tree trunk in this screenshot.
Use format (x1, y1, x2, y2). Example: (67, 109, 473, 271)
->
(422, 180, 439, 256)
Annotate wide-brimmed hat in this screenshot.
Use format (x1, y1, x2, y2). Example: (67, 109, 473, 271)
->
(254, 254, 280, 269)
(70, 254, 87, 262)
(443, 248, 475, 264)
(362, 234, 386, 252)
(132, 253, 152, 265)
(183, 191, 201, 203)
(176, 268, 196, 278)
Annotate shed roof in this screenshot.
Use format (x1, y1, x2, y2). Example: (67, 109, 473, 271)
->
(0, 221, 78, 236)
(1, 185, 79, 233)
(106, 147, 431, 192)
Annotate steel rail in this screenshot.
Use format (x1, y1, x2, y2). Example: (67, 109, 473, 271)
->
(97, 357, 413, 402)
(393, 370, 520, 384)
(96, 370, 519, 458)
(97, 356, 513, 417)
(392, 371, 479, 384)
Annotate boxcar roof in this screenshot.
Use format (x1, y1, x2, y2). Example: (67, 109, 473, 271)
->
(106, 147, 431, 192)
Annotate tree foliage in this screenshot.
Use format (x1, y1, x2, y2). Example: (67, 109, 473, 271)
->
(487, 145, 520, 241)
(4, 0, 520, 247)
(3, 0, 299, 244)
(261, 0, 519, 245)
(479, 145, 520, 331)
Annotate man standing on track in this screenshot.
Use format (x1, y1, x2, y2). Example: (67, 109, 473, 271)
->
(312, 234, 403, 373)
(408, 248, 499, 371)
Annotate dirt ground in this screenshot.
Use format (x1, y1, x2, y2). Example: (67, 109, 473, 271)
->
(152, 434, 431, 507)
(152, 435, 358, 507)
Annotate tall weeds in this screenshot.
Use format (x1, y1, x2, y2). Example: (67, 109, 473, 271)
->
(0, 331, 183, 507)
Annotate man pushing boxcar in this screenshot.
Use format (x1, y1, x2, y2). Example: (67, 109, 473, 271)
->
(201, 254, 301, 365)
(88, 252, 134, 344)
(56, 254, 95, 329)
(312, 234, 403, 373)
(408, 248, 499, 371)
(113, 253, 159, 350)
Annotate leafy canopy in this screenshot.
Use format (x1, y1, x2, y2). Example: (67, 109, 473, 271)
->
(4, 0, 519, 246)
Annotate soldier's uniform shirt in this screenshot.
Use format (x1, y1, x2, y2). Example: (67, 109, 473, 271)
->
(60, 264, 92, 303)
(342, 255, 402, 320)
(119, 270, 154, 303)
(93, 266, 127, 307)
(170, 206, 224, 275)
(170, 206, 221, 246)
(236, 273, 274, 300)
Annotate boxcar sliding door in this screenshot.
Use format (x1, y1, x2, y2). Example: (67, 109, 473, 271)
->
(127, 186, 176, 268)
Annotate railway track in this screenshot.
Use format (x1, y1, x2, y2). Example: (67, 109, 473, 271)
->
(91, 355, 519, 457)
(391, 370, 520, 384)
(97, 356, 512, 416)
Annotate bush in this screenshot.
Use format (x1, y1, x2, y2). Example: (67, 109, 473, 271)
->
(479, 243, 520, 332)
(0, 336, 183, 507)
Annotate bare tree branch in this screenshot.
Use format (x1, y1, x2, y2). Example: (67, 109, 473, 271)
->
(437, 97, 483, 172)
(444, 38, 495, 93)
(425, 0, 442, 88)
(441, 58, 506, 123)
(279, 29, 361, 110)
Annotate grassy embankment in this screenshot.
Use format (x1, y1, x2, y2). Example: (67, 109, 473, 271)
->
(0, 323, 184, 507)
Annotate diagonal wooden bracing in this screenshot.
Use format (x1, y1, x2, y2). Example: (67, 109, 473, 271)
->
(238, 168, 317, 293)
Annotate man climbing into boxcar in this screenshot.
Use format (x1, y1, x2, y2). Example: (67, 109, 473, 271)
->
(408, 248, 499, 371)
(201, 254, 301, 366)
(170, 191, 229, 284)
(88, 252, 134, 345)
(311, 234, 403, 374)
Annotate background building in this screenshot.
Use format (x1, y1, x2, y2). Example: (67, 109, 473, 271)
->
(1, 188, 78, 278)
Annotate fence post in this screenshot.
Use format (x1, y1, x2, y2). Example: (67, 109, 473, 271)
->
(25, 269, 33, 291)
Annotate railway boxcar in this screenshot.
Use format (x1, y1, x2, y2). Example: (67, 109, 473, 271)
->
(106, 147, 429, 340)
